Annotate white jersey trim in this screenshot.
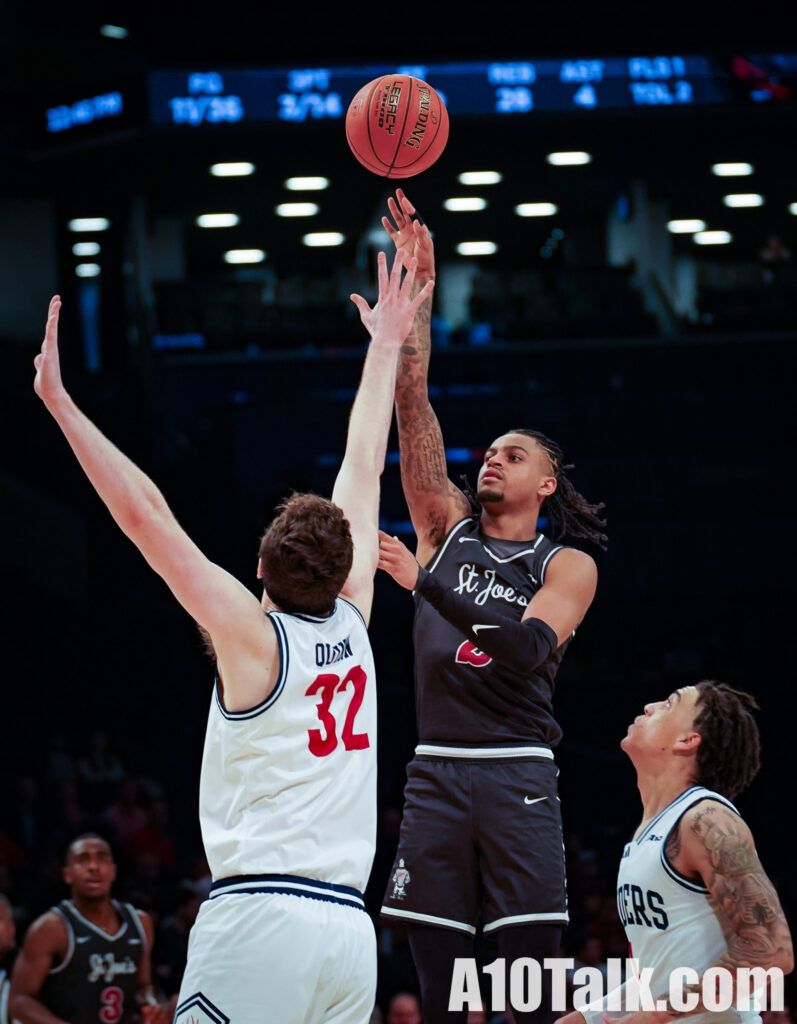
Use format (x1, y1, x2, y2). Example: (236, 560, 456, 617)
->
(458, 532, 545, 564)
(380, 906, 477, 934)
(484, 911, 570, 932)
(426, 518, 472, 574)
(540, 545, 564, 583)
(416, 743, 554, 760)
(659, 791, 739, 894)
(214, 615, 289, 721)
(339, 597, 368, 630)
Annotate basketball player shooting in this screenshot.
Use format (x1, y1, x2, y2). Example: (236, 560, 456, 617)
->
(32, 253, 433, 1024)
(555, 682, 793, 1024)
(379, 189, 607, 1024)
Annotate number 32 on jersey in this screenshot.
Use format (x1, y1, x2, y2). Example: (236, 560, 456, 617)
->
(305, 666, 370, 757)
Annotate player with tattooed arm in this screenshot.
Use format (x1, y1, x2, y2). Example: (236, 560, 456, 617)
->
(379, 189, 606, 1024)
(555, 681, 793, 1024)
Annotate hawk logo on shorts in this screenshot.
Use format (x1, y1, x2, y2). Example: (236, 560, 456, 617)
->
(391, 859, 411, 900)
(455, 641, 492, 668)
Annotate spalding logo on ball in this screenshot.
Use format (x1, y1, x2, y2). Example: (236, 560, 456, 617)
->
(346, 75, 449, 178)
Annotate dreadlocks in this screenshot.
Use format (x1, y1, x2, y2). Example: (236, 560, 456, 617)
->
(462, 428, 607, 548)
(693, 681, 761, 800)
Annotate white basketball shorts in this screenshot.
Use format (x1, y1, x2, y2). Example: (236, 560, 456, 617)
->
(175, 887, 376, 1024)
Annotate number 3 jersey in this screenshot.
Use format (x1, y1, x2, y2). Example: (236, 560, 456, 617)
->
(199, 598, 377, 893)
(39, 900, 145, 1024)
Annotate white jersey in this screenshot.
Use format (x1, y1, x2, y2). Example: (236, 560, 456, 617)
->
(199, 597, 377, 894)
(617, 785, 760, 1024)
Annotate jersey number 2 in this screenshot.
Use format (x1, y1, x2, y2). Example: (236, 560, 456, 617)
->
(305, 666, 370, 757)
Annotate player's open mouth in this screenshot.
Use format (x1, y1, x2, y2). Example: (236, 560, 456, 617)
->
(483, 472, 502, 482)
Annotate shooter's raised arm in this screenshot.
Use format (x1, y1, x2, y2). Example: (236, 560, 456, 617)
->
(383, 189, 471, 564)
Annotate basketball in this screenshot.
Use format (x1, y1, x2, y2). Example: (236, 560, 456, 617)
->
(345, 75, 449, 178)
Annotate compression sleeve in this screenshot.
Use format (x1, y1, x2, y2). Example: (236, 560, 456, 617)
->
(415, 567, 558, 675)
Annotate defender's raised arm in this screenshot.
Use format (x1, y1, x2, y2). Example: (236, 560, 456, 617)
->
(332, 251, 434, 622)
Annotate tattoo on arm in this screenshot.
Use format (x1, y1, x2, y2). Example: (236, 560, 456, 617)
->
(691, 807, 792, 970)
(395, 280, 469, 541)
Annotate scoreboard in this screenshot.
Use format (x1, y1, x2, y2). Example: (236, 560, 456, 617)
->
(147, 57, 729, 127)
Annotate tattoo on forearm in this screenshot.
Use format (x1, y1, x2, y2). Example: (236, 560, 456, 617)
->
(394, 275, 469, 538)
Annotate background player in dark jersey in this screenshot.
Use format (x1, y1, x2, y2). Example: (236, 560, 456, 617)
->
(380, 190, 607, 1024)
(0, 894, 17, 1024)
(11, 835, 169, 1024)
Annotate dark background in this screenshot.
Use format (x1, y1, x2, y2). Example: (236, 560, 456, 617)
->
(1, 2, 795, 1015)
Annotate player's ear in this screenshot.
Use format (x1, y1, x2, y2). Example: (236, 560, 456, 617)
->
(256, 559, 263, 581)
(674, 731, 701, 755)
(538, 475, 557, 498)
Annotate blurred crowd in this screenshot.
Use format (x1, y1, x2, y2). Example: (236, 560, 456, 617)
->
(1, 732, 794, 1022)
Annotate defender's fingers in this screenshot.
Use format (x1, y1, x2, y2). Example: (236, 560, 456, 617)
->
(410, 279, 435, 312)
(397, 189, 416, 216)
(389, 249, 405, 290)
(399, 260, 418, 299)
(349, 294, 371, 318)
(377, 251, 389, 295)
(387, 196, 405, 227)
(34, 354, 44, 370)
(381, 216, 398, 242)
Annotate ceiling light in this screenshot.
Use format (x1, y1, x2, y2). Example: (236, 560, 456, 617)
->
(546, 152, 592, 166)
(443, 197, 487, 212)
(99, 25, 128, 39)
(667, 219, 707, 234)
(224, 249, 265, 264)
(196, 213, 240, 228)
(789, 203, 797, 216)
(694, 231, 732, 245)
(303, 232, 345, 247)
(276, 203, 320, 217)
(68, 218, 110, 232)
(285, 177, 329, 191)
(72, 242, 101, 256)
(75, 264, 101, 277)
(456, 241, 498, 255)
(210, 162, 255, 177)
(457, 171, 503, 186)
(723, 194, 764, 208)
(516, 203, 558, 217)
(711, 163, 753, 176)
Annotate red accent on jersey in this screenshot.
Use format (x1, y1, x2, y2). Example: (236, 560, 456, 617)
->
(455, 641, 493, 668)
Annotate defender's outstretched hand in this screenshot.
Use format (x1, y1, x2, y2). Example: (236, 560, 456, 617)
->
(378, 530, 421, 590)
(33, 296, 65, 404)
(350, 251, 434, 344)
(382, 188, 435, 279)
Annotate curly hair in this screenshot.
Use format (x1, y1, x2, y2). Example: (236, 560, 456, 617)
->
(258, 492, 353, 616)
(693, 680, 761, 800)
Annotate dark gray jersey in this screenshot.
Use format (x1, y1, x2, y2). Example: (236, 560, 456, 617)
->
(40, 900, 145, 1024)
(413, 516, 570, 746)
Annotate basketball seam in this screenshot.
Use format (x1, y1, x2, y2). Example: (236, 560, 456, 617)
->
(346, 133, 392, 175)
(388, 76, 415, 176)
(395, 86, 448, 172)
(364, 78, 391, 175)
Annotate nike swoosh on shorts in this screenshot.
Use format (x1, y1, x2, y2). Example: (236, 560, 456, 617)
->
(473, 624, 500, 634)
(524, 796, 547, 805)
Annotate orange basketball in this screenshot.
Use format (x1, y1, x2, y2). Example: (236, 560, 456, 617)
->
(345, 75, 449, 179)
